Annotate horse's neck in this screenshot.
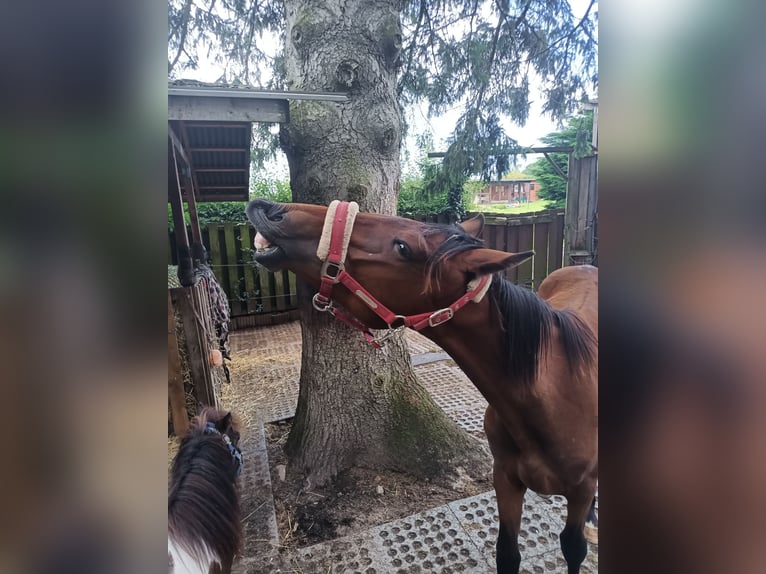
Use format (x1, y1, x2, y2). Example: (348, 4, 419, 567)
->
(168, 536, 218, 574)
(424, 300, 519, 410)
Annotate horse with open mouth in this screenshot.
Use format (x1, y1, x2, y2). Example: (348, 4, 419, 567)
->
(246, 199, 597, 573)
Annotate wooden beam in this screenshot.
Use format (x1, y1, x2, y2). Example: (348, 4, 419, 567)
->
(543, 152, 569, 180)
(169, 138, 195, 286)
(169, 95, 289, 123)
(427, 146, 574, 158)
(168, 86, 349, 102)
(188, 148, 249, 153)
(195, 194, 250, 201)
(183, 123, 250, 129)
(168, 291, 189, 436)
(168, 124, 190, 168)
(168, 138, 190, 251)
(178, 122, 204, 245)
(193, 168, 249, 173)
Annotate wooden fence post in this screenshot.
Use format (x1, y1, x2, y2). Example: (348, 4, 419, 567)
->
(171, 283, 220, 409)
(564, 154, 598, 266)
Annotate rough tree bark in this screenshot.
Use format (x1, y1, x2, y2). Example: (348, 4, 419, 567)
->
(279, 0, 489, 486)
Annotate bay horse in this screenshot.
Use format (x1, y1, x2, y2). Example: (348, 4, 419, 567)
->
(168, 407, 244, 574)
(246, 199, 597, 573)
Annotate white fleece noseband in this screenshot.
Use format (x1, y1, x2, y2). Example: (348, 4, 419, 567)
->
(316, 200, 360, 263)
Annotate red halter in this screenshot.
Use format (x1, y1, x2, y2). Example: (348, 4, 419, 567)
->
(311, 201, 491, 348)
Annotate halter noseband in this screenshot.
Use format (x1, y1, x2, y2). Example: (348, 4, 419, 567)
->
(312, 200, 492, 348)
(204, 421, 244, 476)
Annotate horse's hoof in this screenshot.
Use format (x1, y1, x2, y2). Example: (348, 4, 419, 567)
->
(584, 523, 598, 545)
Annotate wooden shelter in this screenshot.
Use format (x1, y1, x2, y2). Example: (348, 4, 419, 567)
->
(167, 82, 349, 434)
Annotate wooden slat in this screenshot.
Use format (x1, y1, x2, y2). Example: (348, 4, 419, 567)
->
(517, 224, 534, 289)
(487, 224, 498, 251)
(207, 224, 226, 287)
(168, 291, 189, 436)
(258, 268, 274, 313)
(288, 271, 298, 308)
(550, 212, 564, 271)
(584, 156, 599, 260)
(238, 225, 257, 314)
(273, 269, 287, 311)
(533, 222, 550, 289)
(576, 158, 590, 248)
(223, 223, 242, 315)
(505, 224, 519, 284)
(201, 226, 210, 261)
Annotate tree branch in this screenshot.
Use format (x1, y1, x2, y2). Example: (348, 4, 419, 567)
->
(398, 0, 427, 97)
(169, 0, 195, 75)
(523, 0, 597, 65)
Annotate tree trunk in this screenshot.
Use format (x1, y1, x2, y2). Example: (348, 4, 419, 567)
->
(279, 0, 488, 486)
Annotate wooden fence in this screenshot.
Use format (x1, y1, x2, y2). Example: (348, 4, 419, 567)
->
(473, 209, 565, 290)
(167, 209, 564, 318)
(169, 222, 298, 318)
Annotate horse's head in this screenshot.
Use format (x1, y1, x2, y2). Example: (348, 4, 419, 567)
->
(195, 407, 241, 448)
(246, 199, 532, 329)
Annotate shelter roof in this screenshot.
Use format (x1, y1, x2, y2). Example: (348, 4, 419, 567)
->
(168, 81, 348, 202)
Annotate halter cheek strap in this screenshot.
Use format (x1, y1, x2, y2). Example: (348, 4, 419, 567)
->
(205, 422, 244, 476)
(312, 200, 492, 347)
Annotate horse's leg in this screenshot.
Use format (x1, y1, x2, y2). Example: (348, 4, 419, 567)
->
(493, 462, 527, 574)
(560, 482, 597, 574)
(583, 495, 598, 545)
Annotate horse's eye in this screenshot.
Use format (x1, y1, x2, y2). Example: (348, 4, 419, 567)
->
(394, 239, 411, 259)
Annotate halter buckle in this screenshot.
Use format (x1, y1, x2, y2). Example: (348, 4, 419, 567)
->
(320, 259, 344, 281)
(428, 307, 454, 327)
(312, 293, 333, 312)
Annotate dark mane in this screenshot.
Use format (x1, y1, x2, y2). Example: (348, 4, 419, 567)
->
(425, 224, 596, 386)
(168, 408, 241, 567)
(489, 277, 596, 385)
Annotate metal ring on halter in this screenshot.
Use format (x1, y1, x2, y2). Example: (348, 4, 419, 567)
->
(312, 293, 333, 312)
(371, 322, 406, 346)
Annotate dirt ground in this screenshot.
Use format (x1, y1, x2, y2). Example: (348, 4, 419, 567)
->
(264, 420, 492, 551)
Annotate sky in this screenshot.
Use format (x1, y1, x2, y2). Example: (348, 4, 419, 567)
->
(180, 0, 596, 179)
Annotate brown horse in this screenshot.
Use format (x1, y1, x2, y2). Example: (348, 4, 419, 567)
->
(246, 199, 597, 573)
(168, 407, 243, 574)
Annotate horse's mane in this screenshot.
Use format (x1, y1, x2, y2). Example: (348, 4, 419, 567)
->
(425, 223, 596, 386)
(168, 408, 241, 567)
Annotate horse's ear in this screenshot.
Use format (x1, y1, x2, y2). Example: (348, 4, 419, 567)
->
(459, 248, 534, 276)
(216, 412, 233, 433)
(459, 213, 484, 238)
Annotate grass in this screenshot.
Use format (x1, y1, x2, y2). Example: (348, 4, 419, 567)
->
(469, 199, 555, 215)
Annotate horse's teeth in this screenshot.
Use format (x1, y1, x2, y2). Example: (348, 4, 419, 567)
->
(254, 232, 271, 252)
